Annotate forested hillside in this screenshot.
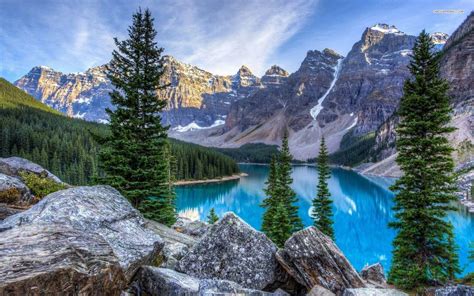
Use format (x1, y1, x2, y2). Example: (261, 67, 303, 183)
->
(0, 78, 238, 184)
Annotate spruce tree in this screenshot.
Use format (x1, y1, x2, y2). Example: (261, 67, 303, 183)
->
(311, 136, 334, 240)
(207, 208, 219, 224)
(388, 31, 459, 289)
(276, 132, 303, 233)
(99, 8, 176, 224)
(261, 155, 279, 234)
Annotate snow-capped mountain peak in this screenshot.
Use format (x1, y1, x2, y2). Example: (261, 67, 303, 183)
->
(430, 32, 449, 44)
(369, 24, 404, 35)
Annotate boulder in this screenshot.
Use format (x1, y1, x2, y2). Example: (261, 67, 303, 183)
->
(176, 212, 280, 290)
(0, 185, 164, 280)
(343, 288, 408, 296)
(307, 286, 336, 296)
(131, 267, 284, 296)
(0, 203, 23, 220)
(360, 263, 386, 287)
(0, 224, 126, 295)
(161, 242, 190, 269)
(0, 157, 63, 184)
(276, 227, 365, 294)
(132, 266, 200, 295)
(0, 173, 31, 205)
(173, 216, 209, 237)
(426, 285, 474, 296)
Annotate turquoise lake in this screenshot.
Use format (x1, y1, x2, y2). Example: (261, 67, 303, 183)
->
(176, 164, 474, 275)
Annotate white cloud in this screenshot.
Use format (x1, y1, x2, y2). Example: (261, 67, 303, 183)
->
(159, 0, 318, 76)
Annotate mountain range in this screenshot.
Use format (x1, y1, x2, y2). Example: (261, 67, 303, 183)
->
(13, 15, 473, 173)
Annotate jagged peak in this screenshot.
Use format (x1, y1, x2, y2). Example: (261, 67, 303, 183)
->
(263, 65, 288, 77)
(369, 23, 404, 35)
(322, 48, 343, 59)
(236, 65, 254, 76)
(430, 32, 449, 44)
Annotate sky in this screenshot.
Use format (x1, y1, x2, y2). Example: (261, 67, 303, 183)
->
(0, 0, 471, 82)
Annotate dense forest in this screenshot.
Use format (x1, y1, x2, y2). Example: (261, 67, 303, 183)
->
(215, 143, 279, 163)
(0, 78, 239, 185)
(328, 131, 375, 166)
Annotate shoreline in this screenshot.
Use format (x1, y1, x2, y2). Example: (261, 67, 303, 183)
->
(173, 173, 248, 186)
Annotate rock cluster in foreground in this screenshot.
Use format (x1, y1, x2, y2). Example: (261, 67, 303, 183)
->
(0, 158, 442, 295)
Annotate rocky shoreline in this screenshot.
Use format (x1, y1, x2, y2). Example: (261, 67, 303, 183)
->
(0, 157, 472, 295)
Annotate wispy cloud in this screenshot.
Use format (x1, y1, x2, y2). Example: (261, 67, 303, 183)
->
(159, 0, 317, 75)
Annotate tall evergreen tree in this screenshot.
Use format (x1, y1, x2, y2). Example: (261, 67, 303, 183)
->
(261, 133, 302, 246)
(276, 132, 303, 233)
(388, 31, 459, 289)
(98, 8, 176, 224)
(311, 136, 334, 240)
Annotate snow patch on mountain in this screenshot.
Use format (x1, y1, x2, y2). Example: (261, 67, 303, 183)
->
(173, 119, 225, 132)
(370, 24, 404, 35)
(310, 58, 344, 120)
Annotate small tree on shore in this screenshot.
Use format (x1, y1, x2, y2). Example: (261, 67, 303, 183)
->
(311, 136, 334, 240)
(207, 208, 219, 224)
(388, 30, 459, 289)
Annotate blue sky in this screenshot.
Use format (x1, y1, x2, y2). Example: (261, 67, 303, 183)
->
(0, 0, 471, 82)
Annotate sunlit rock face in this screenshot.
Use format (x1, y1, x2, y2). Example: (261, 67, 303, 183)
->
(14, 56, 262, 127)
(318, 24, 416, 137)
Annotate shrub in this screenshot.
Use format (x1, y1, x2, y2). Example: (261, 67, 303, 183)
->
(19, 172, 67, 201)
(0, 188, 21, 204)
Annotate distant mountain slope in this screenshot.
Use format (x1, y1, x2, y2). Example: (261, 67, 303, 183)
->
(360, 12, 474, 177)
(14, 23, 456, 162)
(0, 77, 60, 113)
(1, 78, 239, 184)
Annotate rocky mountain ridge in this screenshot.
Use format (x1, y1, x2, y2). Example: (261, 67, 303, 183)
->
(14, 23, 460, 161)
(361, 12, 473, 178)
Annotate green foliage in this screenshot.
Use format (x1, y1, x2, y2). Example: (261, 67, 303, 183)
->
(312, 137, 334, 240)
(329, 131, 375, 166)
(0, 77, 105, 185)
(388, 31, 460, 289)
(171, 139, 239, 180)
(215, 143, 279, 163)
(207, 208, 219, 224)
(0, 78, 61, 113)
(98, 8, 176, 226)
(0, 78, 238, 186)
(19, 172, 67, 200)
(261, 133, 302, 247)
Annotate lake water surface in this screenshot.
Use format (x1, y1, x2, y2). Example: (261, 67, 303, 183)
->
(176, 164, 474, 275)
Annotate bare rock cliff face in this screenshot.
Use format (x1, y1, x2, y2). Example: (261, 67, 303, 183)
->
(363, 13, 473, 177)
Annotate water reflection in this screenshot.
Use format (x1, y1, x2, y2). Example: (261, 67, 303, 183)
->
(176, 164, 474, 275)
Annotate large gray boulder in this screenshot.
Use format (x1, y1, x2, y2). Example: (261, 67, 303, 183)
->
(343, 288, 408, 296)
(428, 285, 474, 296)
(0, 185, 163, 280)
(131, 267, 283, 296)
(360, 263, 386, 287)
(145, 219, 197, 269)
(0, 157, 63, 184)
(176, 212, 280, 290)
(0, 224, 126, 295)
(173, 216, 209, 237)
(276, 227, 365, 294)
(0, 173, 31, 205)
(307, 286, 336, 296)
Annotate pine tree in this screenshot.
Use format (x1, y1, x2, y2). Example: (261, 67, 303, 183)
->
(98, 8, 176, 224)
(311, 136, 334, 240)
(276, 131, 303, 233)
(388, 31, 459, 289)
(207, 208, 219, 224)
(261, 133, 302, 247)
(261, 155, 278, 233)
(139, 141, 177, 225)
